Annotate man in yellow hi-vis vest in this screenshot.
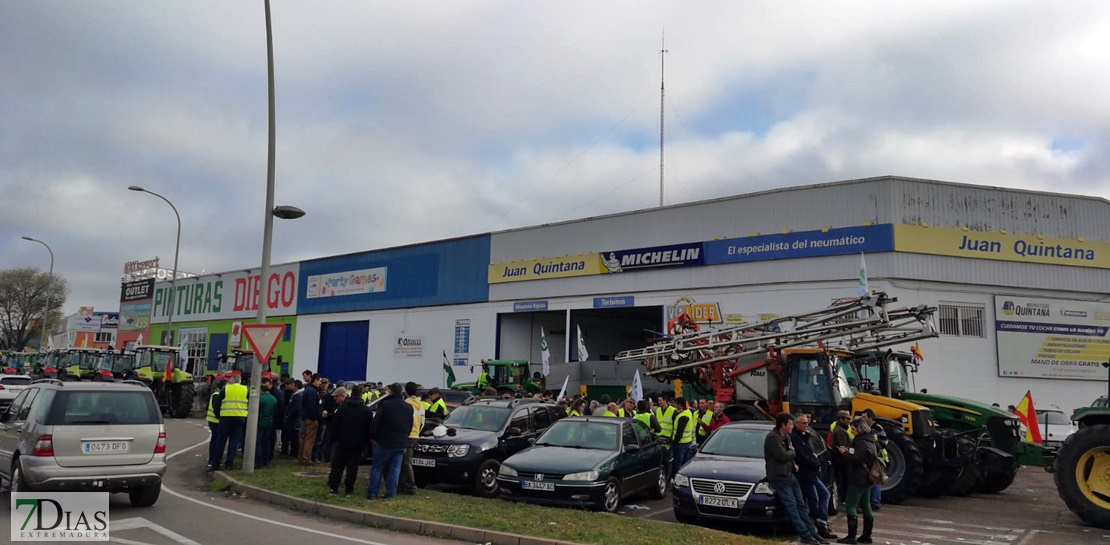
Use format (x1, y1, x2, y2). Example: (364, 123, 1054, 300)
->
(670, 398, 696, 478)
(214, 374, 249, 470)
(205, 379, 226, 472)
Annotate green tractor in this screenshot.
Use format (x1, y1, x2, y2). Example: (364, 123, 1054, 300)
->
(845, 350, 1043, 496)
(128, 345, 197, 419)
(93, 349, 138, 381)
(453, 359, 543, 396)
(1053, 392, 1110, 529)
(58, 347, 107, 380)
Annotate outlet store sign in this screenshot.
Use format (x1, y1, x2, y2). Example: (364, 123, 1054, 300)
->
(150, 263, 300, 323)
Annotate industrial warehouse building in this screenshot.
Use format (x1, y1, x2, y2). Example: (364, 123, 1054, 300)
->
(120, 176, 1110, 413)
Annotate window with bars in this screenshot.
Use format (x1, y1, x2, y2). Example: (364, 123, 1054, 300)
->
(178, 327, 209, 376)
(938, 303, 986, 337)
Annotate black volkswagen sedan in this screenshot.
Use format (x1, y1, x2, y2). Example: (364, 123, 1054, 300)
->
(497, 416, 668, 512)
(672, 421, 835, 526)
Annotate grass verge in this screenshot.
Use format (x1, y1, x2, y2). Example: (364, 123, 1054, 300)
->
(222, 458, 784, 545)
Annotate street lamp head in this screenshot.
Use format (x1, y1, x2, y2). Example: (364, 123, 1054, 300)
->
(272, 205, 306, 220)
(128, 185, 145, 192)
(21, 236, 35, 241)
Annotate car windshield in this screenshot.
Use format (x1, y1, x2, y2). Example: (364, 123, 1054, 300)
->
(698, 428, 767, 458)
(44, 391, 161, 425)
(1036, 410, 1072, 426)
(139, 351, 175, 373)
(442, 405, 510, 432)
(535, 420, 620, 450)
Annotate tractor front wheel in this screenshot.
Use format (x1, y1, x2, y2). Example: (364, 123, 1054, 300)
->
(877, 423, 923, 504)
(171, 382, 196, 419)
(1054, 424, 1110, 529)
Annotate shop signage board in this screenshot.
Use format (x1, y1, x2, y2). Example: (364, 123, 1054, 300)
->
(600, 242, 704, 273)
(594, 296, 635, 308)
(120, 279, 155, 302)
(394, 336, 424, 359)
(150, 263, 300, 323)
(896, 224, 1110, 269)
(306, 267, 387, 298)
(994, 295, 1110, 381)
(513, 300, 549, 312)
(488, 254, 602, 284)
(118, 301, 152, 332)
(703, 225, 894, 265)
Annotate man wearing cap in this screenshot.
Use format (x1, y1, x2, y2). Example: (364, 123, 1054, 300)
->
(828, 410, 855, 502)
(328, 386, 373, 495)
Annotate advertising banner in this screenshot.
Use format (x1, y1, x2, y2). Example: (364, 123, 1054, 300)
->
(394, 336, 424, 359)
(118, 301, 151, 332)
(994, 296, 1110, 381)
(489, 254, 602, 284)
(896, 224, 1110, 269)
(594, 296, 635, 308)
(120, 279, 155, 303)
(453, 319, 470, 365)
(600, 242, 704, 273)
(150, 263, 300, 323)
(704, 225, 894, 265)
(69, 307, 100, 332)
(306, 267, 387, 299)
(98, 313, 119, 330)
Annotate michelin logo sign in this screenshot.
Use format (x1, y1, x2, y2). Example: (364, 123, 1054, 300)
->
(601, 242, 704, 273)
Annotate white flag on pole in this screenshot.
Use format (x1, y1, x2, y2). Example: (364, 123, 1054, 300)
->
(577, 324, 589, 362)
(136, 333, 144, 346)
(858, 253, 869, 296)
(46, 335, 55, 351)
(556, 375, 570, 401)
(631, 369, 644, 402)
(540, 327, 551, 376)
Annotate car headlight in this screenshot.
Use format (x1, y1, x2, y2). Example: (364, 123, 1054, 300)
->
(754, 482, 774, 495)
(447, 445, 469, 457)
(563, 470, 600, 481)
(673, 474, 690, 487)
(499, 465, 518, 477)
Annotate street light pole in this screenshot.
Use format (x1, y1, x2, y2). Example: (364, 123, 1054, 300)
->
(243, 0, 280, 475)
(128, 186, 181, 346)
(21, 237, 54, 350)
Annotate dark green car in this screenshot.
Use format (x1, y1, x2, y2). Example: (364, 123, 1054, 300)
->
(497, 416, 668, 512)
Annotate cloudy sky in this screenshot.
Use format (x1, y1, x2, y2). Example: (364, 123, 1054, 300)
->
(2, 1, 1108, 315)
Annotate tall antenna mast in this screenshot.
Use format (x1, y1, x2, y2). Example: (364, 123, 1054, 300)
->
(659, 32, 667, 207)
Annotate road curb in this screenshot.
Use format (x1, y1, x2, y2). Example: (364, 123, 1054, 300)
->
(213, 471, 584, 545)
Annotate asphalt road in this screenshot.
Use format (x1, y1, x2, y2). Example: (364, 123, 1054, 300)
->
(1, 418, 465, 545)
(613, 465, 1109, 545)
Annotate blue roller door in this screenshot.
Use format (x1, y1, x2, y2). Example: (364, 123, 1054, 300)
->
(318, 321, 368, 382)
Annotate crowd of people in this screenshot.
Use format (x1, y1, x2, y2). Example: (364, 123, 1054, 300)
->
(203, 370, 885, 542)
(763, 410, 889, 545)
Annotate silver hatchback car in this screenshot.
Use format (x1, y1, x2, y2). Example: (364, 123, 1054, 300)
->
(0, 379, 167, 506)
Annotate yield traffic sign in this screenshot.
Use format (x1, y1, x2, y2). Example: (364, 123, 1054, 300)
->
(242, 324, 286, 364)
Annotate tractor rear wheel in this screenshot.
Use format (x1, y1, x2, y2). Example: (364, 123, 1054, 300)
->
(979, 460, 1019, 494)
(878, 423, 923, 504)
(171, 382, 196, 419)
(1054, 424, 1110, 529)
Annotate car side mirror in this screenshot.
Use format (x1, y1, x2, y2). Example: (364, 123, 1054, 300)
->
(507, 427, 523, 437)
(625, 443, 641, 453)
(527, 437, 536, 445)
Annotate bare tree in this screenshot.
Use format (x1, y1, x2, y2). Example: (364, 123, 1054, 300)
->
(0, 268, 68, 351)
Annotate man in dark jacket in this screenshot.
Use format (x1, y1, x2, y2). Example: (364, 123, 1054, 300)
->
(792, 413, 837, 540)
(367, 383, 413, 500)
(328, 387, 373, 495)
(299, 374, 323, 465)
(764, 412, 826, 545)
(282, 380, 302, 457)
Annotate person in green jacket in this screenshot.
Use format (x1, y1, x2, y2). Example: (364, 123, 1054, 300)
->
(255, 378, 278, 468)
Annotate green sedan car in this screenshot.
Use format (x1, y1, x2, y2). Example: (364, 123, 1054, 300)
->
(497, 416, 669, 512)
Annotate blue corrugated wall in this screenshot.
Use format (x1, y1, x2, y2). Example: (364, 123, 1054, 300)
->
(297, 235, 490, 314)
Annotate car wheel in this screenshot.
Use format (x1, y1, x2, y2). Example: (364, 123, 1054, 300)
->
(129, 483, 161, 507)
(11, 460, 31, 492)
(827, 480, 839, 516)
(474, 459, 501, 498)
(648, 465, 668, 499)
(601, 477, 622, 513)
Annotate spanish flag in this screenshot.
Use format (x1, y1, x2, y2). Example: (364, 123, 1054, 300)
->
(164, 358, 174, 382)
(910, 343, 924, 361)
(1014, 390, 1042, 443)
